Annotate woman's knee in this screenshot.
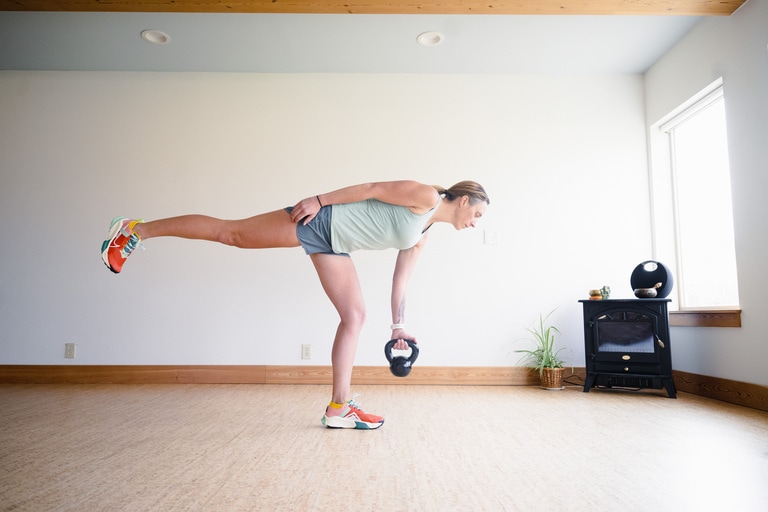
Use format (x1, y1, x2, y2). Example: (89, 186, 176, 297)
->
(216, 221, 244, 247)
(339, 306, 367, 332)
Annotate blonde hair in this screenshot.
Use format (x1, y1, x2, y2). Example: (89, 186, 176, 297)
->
(434, 181, 490, 206)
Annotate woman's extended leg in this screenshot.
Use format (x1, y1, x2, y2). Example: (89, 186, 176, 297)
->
(311, 253, 384, 429)
(135, 210, 301, 249)
(102, 210, 300, 273)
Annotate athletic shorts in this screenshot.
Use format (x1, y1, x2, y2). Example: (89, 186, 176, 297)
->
(284, 206, 349, 257)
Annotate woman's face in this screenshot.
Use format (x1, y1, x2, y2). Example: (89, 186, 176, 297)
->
(454, 196, 487, 230)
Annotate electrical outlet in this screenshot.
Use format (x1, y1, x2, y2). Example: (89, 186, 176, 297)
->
(64, 343, 76, 359)
(484, 229, 500, 245)
(301, 344, 312, 360)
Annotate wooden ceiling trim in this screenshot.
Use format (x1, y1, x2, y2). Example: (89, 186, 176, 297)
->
(0, 0, 747, 16)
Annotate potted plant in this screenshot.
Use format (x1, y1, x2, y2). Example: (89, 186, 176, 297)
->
(514, 311, 569, 390)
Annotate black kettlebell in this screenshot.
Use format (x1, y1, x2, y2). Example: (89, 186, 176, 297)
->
(384, 339, 419, 378)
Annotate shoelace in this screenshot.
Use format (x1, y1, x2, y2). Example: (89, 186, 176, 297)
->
(346, 393, 364, 411)
(120, 232, 144, 258)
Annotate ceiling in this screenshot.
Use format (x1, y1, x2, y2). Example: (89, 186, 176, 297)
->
(0, 0, 746, 15)
(0, 1, 747, 74)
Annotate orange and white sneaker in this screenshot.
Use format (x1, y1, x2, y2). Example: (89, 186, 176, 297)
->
(101, 217, 143, 274)
(321, 394, 384, 430)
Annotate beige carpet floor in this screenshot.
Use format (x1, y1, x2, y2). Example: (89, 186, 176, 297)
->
(1, 383, 767, 511)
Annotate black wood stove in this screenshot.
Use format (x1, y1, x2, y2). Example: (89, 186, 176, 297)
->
(579, 298, 676, 398)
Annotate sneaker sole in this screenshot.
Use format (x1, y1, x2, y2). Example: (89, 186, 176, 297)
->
(101, 217, 126, 273)
(321, 415, 384, 430)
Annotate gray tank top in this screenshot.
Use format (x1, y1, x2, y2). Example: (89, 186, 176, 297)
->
(330, 198, 440, 253)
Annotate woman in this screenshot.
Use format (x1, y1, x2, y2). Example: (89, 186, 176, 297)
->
(101, 180, 490, 429)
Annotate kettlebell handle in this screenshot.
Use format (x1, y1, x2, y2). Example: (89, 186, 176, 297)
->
(384, 339, 419, 364)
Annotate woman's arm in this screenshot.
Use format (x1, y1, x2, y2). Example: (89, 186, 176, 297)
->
(320, 181, 439, 212)
(290, 180, 439, 224)
(390, 233, 429, 347)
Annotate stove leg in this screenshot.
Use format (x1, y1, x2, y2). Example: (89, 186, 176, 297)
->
(584, 374, 596, 392)
(663, 377, 677, 398)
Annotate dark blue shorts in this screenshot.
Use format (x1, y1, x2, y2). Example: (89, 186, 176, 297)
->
(284, 206, 349, 257)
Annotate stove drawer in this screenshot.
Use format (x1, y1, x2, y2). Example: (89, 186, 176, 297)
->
(592, 362, 662, 375)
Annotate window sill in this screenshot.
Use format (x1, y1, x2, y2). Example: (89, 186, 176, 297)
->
(669, 310, 741, 327)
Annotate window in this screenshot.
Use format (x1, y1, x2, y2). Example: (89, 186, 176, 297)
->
(649, 79, 740, 314)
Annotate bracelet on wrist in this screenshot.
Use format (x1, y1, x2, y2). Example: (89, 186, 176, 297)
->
(316, 195, 323, 207)
(390, 323, 405, 330)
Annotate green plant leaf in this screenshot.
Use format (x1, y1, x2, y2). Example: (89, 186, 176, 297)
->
(513, 310, 568, 375)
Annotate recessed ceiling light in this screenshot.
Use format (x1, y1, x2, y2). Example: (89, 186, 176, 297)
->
(141, 30, 171, 45)
(417, 32, 444, 47)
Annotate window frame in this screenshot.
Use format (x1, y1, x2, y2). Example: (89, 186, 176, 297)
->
(647, 78, 741, 328)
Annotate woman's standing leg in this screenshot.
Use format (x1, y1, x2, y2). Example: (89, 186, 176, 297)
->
(310, 253, 384, 429)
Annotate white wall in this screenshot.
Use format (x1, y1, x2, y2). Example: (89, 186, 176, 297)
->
(0, 71, 653, 369)
(645, 0, 768, 386)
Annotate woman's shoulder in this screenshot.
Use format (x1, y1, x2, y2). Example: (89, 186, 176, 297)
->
(396, 181, 440, 213)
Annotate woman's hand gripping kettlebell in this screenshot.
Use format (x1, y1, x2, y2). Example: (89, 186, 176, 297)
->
(384, 338, 420, 378)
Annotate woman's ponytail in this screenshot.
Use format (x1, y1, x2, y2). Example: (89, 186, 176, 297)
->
(435, 181, 489, 205)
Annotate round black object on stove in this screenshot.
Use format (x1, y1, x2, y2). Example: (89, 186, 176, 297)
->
(630, 260, 674, 298)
